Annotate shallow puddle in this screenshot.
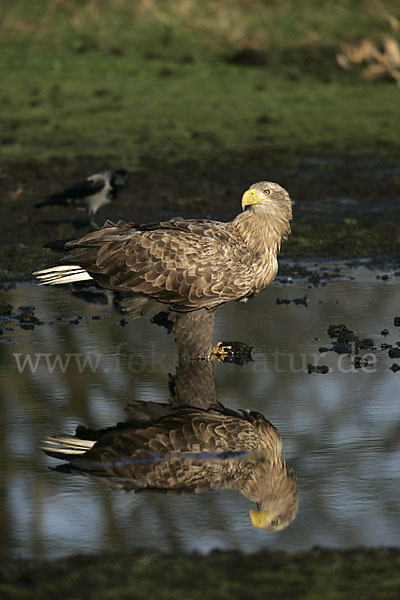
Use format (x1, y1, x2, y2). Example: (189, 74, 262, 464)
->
(1, 262, 400, 557)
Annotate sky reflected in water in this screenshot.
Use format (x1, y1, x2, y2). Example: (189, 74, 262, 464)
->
(1, 262, 400, 557)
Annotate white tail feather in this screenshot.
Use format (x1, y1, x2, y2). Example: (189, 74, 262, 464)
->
(41, 436, 95, 455)
(33, 265, 93, 286)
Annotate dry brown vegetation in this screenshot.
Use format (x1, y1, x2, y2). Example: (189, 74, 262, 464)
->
(337, 10, 400, 84)
(1, 0, 400, 53)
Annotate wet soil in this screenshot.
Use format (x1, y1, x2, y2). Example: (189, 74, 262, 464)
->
(1, 152, 400, 283)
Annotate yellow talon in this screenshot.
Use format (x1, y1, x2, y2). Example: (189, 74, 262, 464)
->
(210, 342, 233, 362)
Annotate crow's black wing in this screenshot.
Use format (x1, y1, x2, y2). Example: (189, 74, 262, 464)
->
(50, 177, 106, 201)
(35, 177, 106, 208)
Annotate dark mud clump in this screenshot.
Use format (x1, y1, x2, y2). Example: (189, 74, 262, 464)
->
(308, 364, 329, 374)
(16, 305, 43, 329)
(388, 347, 400, 359)
(326, 324, 375, 355)
(0, 303, 43, 332)
(0, 302, 105, 340)
(327, 324, 354, 339)
(151, 311, 174, 333)
(353, 356, 374, 369)
(277, 264, 344, 286)
(314, 321, 400, 375)
(0, 302, 13, 316)
(276, 295, 308, 306)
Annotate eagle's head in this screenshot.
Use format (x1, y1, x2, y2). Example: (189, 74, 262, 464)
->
(241, 181, 293, 218)
(247, 463, 298, 531)
(249, 497, 298, 532)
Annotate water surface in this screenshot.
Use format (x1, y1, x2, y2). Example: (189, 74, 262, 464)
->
(1, 262, 399, 557)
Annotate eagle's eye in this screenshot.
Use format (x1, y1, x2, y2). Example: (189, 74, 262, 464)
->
(271, 518, 280, 527)
(263, 189, 271, 195)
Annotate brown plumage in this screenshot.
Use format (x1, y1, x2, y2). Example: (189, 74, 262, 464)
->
(34, 181, 292, 316)
(41, 403, 298, 531)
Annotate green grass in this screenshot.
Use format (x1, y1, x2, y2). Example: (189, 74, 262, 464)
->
(1, 548, 400, 600)
(1, 0, 400, 167)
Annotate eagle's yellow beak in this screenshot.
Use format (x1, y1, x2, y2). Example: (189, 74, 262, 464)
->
(241, 189, 263, 210)
(249, 509, 277, 529)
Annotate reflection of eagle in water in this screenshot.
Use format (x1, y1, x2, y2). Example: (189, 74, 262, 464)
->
(34, 181, 292, 317)
(42, 403, 298, 531)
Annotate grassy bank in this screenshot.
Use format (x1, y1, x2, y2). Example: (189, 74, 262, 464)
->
(1, 548, 400, 600)
(1, 1, 400, 167)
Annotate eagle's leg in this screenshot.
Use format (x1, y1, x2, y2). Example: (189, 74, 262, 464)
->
(169, 308, 221, 410)
(170, 309, 216, 360)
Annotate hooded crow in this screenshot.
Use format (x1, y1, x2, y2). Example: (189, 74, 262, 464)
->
(35, 169, 128, 228)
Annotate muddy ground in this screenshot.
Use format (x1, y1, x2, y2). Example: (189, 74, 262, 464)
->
(1, 152, 400, 284)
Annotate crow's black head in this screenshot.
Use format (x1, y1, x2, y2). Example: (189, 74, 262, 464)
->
(111, 169, 128, 190)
